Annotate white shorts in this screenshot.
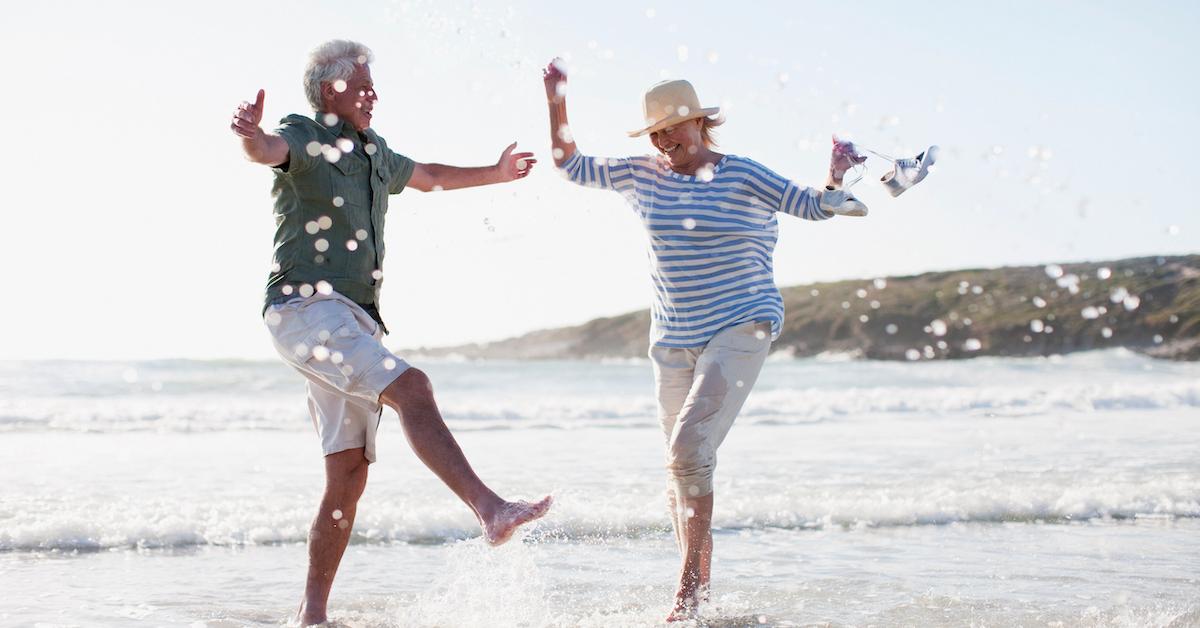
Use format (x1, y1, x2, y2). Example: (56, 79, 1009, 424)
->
(264, 291, 411, 463)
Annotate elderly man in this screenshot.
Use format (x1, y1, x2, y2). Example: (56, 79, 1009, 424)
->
(230, 40, 550, 625)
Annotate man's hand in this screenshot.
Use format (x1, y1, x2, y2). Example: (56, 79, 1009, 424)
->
(495, 142, 536, 181)
(231, 89, 288, 166)
(543, 59, 567, 104)
(231, 89, 267, 140)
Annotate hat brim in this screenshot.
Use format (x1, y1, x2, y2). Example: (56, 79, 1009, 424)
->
(627, 107, 721, 138)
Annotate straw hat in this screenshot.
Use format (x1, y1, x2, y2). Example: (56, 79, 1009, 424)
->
(627, 79, 721, 137)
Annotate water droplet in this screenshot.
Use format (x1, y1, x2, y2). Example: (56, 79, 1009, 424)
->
(322, 113, 339, 126)
(841, 301, 850, 310)
(905, 348, 920, 361)
(314, 239, 329, 252)
(1097, 267, 1112, 280)
(735, 380, 745, 388)
(332, 508, 343, 520)
(681, 217, 697, 230)
(265, 310, 282, 326)
(552, 147, 564, 160)
(1044, 264, 1064, 279)
(1170, 315, 1179, 324)
(1122, 295, 1140, 311)
(886, 324, 898, 335)
(971, 285, 983, 295)
(371, 269, 383, 280)
(305, 141, 322, 157)
(330, 351, 344, 364)
(1101, 327, 1113, 338)
(336, 138, 354, 153)
(312, 345, 330, 361)
(963, 338, 982, 351)
(314, 255, 325, 264)
(305, 221, 320, 235)
(858, 314, 869, 323)
(930, 319, 948, 336)
(754, 329, 767, 340)
(855, 289, 867, 299)
(293, 343, 310, 358)
(696, 163, 715, 182)
(870, 300, 880, 309)
(432, 185, 445, 192)
(383, 358, 397, 370)
(323, 146, 341, 163)
(316, 280, 333, 295)
(1032, 296, 1047, 308)
(317, 216, 333, 230)
(299, 284, 315, 298)
(281, 285, 294, 296)
(1110, 287, 1129, 303)
(356, 229, 368, 241)
(364, 143, 378, 156)
(1154, 334, 1163, 344)
(1167, 225, 1180, 236)
(1030, 319, 1045, 333)
(346, 240, 358, 251)
(873, 278, 887, 290)
(810, 289, 820, 297)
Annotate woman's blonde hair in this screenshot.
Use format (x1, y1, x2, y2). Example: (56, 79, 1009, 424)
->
(699, 115, 724, 148)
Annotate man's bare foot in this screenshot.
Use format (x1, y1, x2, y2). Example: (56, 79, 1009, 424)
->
(481, 496, 553, 546)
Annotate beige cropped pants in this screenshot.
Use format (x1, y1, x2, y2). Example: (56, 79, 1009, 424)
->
(649, 321, 772, 498)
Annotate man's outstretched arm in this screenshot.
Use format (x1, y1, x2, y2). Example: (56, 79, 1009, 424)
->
(407, 142, 535, 192)
(230, 89, 289, 167)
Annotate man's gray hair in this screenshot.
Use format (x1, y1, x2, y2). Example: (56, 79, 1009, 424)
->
(304, 40, 374, 111)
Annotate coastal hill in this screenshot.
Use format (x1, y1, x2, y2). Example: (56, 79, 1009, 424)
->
(409, 255, 1200, 361)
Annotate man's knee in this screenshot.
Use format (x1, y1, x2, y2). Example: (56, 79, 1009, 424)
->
(380, 367, 433, 409)
(325, 448, 370, 489)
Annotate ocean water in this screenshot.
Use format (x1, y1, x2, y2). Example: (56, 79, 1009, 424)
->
(1, 350, 1198, 627)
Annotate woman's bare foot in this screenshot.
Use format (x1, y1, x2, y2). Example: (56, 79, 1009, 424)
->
(480, 496, 553, 546)
(665, 593, 699, 622)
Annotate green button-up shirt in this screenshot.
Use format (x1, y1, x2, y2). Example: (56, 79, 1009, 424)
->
(264, 114, 415, 330)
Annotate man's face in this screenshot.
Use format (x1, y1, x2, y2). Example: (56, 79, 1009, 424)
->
(324, 64, 377, 131)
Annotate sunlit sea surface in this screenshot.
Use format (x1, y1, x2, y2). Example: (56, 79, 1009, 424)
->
(2, 350, 1198, 626)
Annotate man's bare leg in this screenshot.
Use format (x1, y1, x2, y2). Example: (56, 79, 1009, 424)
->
(297, 447, 369, 626)
(667, 492, 714, 622)
(380, 368, 551, 545)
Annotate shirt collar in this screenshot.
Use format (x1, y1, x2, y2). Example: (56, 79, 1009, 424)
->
(314, 111, 354, 137)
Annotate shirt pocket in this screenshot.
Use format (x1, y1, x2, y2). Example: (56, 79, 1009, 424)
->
(328, 154, 371, 209)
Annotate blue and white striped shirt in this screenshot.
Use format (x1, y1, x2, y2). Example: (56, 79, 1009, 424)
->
(560, 151, 833, 348)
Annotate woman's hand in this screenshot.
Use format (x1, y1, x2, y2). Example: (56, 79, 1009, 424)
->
(543, 59, 567, 104)
(829, 136, 867, 185)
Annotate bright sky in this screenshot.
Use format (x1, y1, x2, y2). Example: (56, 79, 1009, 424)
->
(2, 0, 1196, 360)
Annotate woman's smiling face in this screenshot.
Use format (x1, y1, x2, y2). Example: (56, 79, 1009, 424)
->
(649, 118, 705, 169)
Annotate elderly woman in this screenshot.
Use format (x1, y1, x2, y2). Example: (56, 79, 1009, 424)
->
(542, 61, 877, 620)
